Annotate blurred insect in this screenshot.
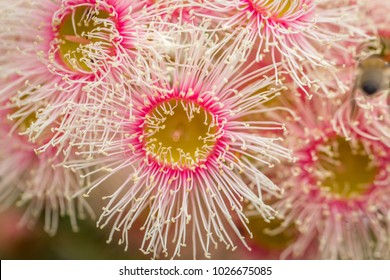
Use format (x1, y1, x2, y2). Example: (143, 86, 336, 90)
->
(350, 37, 390, 118)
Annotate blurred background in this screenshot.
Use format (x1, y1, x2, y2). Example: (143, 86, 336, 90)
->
(0, 206, 148, 260)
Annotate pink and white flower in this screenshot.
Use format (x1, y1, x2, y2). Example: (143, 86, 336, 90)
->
(66, 27, 293, 259)
(191, 0, 372, 97)
(0, 0, 165, 154)
(266, 90, 390, 259)
(0, 109, 94, 236)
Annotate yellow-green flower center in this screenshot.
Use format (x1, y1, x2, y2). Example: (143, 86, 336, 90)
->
(17, 113, 37, 133)
(144, 99, 219, 169)
(317, 137, 378, 199)
(56, 6, 113, 72)
(249, 217, 296, 251)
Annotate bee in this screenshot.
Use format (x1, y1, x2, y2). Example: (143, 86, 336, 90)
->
(350, 37, 390, 118)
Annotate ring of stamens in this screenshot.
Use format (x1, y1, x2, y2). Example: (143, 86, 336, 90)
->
(143, 99, 220, 170)
(54, 5, 117, 72)
(315, 137, 378, 199)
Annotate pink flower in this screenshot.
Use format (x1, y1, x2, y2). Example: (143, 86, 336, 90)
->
(66, 27, 293, 259)
(192, 0, 371, 96)
(0, 0, 165, 153)
(0, 109, 94, 236)
(266, 90, 390, 259)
